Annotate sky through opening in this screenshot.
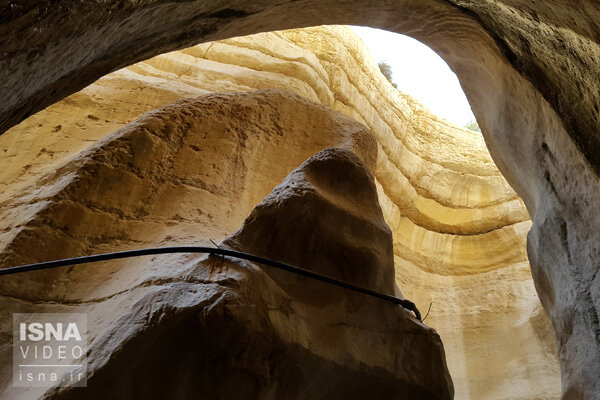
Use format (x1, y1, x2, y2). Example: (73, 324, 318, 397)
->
(352, 26, 476, 127)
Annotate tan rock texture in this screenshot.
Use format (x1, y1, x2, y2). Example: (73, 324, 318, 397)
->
(0, 26, 560, 399)
(2, 19, 600, 400)
(223, 147, 396, 298)
(0, 93, 454, 399)
(0, 88, 377, 299)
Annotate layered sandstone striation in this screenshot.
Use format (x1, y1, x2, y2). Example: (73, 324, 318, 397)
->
(2, 3, 600, 397)
(0, 26, 559, 399)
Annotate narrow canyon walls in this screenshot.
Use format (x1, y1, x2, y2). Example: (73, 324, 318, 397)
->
(0, 26, 564, 399)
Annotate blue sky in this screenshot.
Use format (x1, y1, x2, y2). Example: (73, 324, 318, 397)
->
(352, 26, 476, 127)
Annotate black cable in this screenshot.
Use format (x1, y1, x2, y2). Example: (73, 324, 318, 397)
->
(421, 302, 433, 322)
(0, 246, 422, 320)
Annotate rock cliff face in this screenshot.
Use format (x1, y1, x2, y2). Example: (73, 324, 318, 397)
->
(0, 26, 560, 399)
(38, 148, 454, 400)
(1, 90, 428, 398)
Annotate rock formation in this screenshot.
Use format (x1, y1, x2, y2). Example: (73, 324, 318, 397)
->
(50, 149, 454, 400)
(0, 91, 454, 399)
(0, 26, 561, 399)
(223, 147, 396, 299)
(2, 15, 600, 397)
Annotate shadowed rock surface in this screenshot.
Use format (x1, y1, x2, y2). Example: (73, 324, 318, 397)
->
(224, 148, 396, 299)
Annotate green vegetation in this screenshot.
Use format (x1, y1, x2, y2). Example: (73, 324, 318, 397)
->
(378, 62, 398, 89)
(465, 120, 481, 132)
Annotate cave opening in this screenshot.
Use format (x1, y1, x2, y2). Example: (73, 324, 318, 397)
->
(2, 3, 600, 400)
(0, 24, 559, 399)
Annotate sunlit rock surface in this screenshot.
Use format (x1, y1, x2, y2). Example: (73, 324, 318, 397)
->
(0, 26, 559, 399)
(3, 3, 600, 396)
(0, 91, 453, 399)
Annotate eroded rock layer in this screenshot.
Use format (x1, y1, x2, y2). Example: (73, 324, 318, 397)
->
(0, 26, 559, 399)
(3, 3, 600, 397)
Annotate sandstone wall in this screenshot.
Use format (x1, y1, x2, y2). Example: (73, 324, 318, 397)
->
(2, 1, 600, 398)
(0, 26, 560, 399)
(1, 93, 454, 399)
